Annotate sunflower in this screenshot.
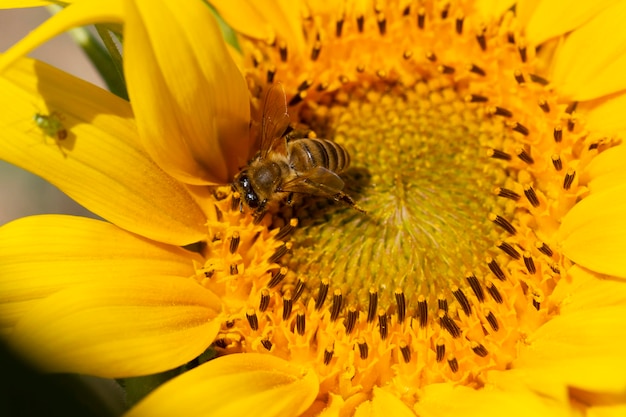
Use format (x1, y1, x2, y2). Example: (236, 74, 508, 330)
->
(1, 0, 626, 416)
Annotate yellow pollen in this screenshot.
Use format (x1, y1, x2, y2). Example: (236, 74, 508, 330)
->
(195, 0, 618, 409)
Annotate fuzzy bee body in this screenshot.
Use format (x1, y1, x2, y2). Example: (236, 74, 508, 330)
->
(288, 138, 351, 174)
(233, 83, 363, 214)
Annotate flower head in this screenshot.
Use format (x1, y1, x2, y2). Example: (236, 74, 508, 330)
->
(1, 0, 626, 416)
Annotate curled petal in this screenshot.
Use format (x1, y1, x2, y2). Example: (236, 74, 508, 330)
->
(473, 0, 516, 21)
(584, 95, 626, 136)
(582, 145, 626, 194)
(515, 306, 626, 394)
(523, 0, 621, 45)
(354, 387, 416, 417)
(124, 0, 250, 185)
(550, 266, 626, 313)
(559, 184, 626, 278)
(211, 0, 305, 56)
(587, 404, 626, 417)
(125, 353, 319, 417)
(0, 58, 208, 245)
(0, 215, 200, 330)
(8, 275, 223, 378)
(551, 1, 626, 100)
(0, 0, 251, 186)
(415, 382, 569, 417)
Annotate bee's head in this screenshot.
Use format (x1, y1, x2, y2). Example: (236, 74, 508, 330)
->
(234, 170, 260, 209)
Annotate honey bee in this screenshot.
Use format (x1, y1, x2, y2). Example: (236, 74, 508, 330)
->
(233, 83, 363, 214)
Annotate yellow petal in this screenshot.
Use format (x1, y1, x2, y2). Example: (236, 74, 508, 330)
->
(582, 145, 626, 194)
(588, 404, 626, 417)
(0, 57, 207, 245)
(558, 184, 626, 278)
(314, 394, 344, 417)
(0, 0, 250, 184)
(125, 353, 319, 417)
(585, 95, 626, 136)
(8, 275, 222, 378)
(524, 0, 621, 45)
(415, 382, 567, 417)
(211, 0, 305, 55)
(550, 265, 626, 313)
(515, 0, 540, 29)
(473, 0, 516, 21)
(124, 0, 250, 185)
(486, 368, 573, 408)
(0, 0, 124, 72)
(516, 306, 626, 394)
(354, 387, 415, 417)
(551, 1, 626, 100)
(0, 215, 200, 330)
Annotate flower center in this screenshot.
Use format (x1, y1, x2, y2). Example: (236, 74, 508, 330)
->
(288, 81, 505, 306)
(198, 0, 612, 408)
(273, 75, 543, 396)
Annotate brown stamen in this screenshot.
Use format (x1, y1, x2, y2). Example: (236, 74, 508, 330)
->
(315, 278, 329, 310)
(367, 287, 378, 322)
(282, 293, 293, 320)
(471, 341, 489, 357)
(417, 296, 428, 328)
(246, 309, 259, 331)
(229, 232, 240, 254)
(496, 187, 521, 201)
(267, 267, 287, 288)
(345, 307, 358, 334)
(552, 154, 563, 171)
(378, 309, 388, 340)
(330, 289, 343, 321)
(400, 341, 411, 362)
(563, 168, 576, 190)
(497, 241, 521, 259)
(485, 309, 499, 331)
(452, 286, 472, 316)
(490, 213, 517, 235)
(296, 312, 306, 335)
(523, 185, 540, 207)
(486, 281, 504, 304)
(466, 274, 485, 302)
(487, 257, 506, 281)
(358, 339, 369, 359)
(395, 289, 406, 323)
(259, 289, 270, 312)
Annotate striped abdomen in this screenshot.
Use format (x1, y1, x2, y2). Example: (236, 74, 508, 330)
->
(288, 138, 351, 173)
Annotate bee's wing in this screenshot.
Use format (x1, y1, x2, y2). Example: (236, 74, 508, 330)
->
(279, 166, 345, 197)
(260, 82, 290, 158)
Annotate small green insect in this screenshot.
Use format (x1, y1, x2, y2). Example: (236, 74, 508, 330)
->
(33, 111, 67, 140)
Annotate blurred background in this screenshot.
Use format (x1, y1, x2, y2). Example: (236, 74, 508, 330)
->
(0, 6, 104, 225)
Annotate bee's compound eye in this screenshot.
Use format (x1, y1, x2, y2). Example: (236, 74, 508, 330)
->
(247, 194, 260, 208)
(237, 174, 250, 192)
(238, 174, 260, 208)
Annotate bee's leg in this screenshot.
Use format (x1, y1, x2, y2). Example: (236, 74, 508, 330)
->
(333, 192, 366, 213)
(253, 210, 267, 224)
(286, 192, 295, 205)
(253, 200, 268, 224)
(283, 125, 294, 139)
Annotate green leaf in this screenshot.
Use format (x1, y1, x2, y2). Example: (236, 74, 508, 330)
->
(69, 24, 128, 100)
